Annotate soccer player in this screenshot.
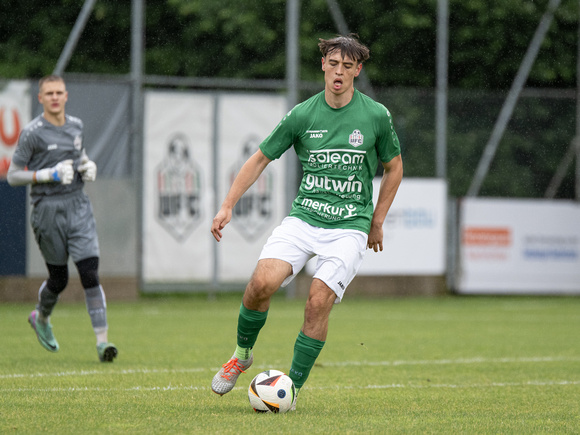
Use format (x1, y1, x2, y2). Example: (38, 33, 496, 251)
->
(210, 34, 403, 407)
(7, 75, 118, 363)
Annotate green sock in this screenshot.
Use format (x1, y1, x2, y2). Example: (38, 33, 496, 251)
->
(289, 331, 325, 389)
(234, 303, 268, 359)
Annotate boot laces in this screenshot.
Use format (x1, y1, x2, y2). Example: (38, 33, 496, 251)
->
(220, 358, 246, 380)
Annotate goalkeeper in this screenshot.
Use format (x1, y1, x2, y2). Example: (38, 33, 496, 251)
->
(7, 75, 117, 363)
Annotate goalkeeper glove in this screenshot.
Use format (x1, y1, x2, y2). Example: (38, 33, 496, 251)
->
(78, 156, 97, 182)
(35, 160, 74, 184)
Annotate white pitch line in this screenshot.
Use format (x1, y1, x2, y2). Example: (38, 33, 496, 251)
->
(0, 367, 207, 380)
(2, 379, 580, 394)
(1, 355, 578, 381)
(318, 355, 580, 367)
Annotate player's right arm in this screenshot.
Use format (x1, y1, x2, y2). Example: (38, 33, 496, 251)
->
(7, 159, 74, 186)
(211, 149, 272, 242)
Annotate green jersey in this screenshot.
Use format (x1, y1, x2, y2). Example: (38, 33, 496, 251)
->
(259, 89, 401, 233)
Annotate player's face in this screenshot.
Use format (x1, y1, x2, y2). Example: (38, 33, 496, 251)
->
(321, 50, 362, 97)
(38, 80, 68, 118)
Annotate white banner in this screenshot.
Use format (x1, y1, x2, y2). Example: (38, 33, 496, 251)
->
(216, 94, 287, 282)
(142, 91, 287, 286)
(359, 178, 447, 275)
(0, 81, 31, 178)
(306, 178, 448, 276)
(456, 198, 580, 294)
(142, 91, 214, 283)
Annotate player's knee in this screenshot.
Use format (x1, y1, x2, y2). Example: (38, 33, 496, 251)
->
(76, 256, 100, 289)
(305, 280, 335, 313)
(46, 263, 69, 294)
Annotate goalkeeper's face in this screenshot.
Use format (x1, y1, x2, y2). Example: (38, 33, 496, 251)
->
(321, 50, 362, 97)
(38, 80, 68, 118)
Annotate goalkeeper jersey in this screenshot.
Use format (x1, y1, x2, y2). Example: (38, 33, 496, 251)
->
(12, 114, 86, 200)
(259, 89, 401, 233)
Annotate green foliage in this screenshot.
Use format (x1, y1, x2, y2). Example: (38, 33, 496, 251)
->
(0, 0, 578, 89)
(0, 0, 577, 198)
(1, 295, 579, 433)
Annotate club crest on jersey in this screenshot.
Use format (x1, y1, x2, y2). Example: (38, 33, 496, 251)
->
(155, 133, 203, 242)
(230, 135, 274, 241)
(349, 129, 364, 147)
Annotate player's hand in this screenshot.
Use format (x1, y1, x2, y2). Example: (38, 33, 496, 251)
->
(35, 159, 74, 184)
(211, 207, 232, 242)
(78, 156, 97, 182)
(367, 222, 384, 252)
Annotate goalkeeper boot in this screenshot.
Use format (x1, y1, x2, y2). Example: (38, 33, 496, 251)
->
(97, 342, 118, 362)
(211, 353, 253, 395)
(28, 310, 59, 352)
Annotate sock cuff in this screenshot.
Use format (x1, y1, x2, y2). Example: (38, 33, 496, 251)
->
(295, 331, 325, 357)
(239, 302, 268, 322)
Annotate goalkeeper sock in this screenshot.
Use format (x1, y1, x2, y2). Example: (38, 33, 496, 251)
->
(235, 303, 268, 358)
(37, 281, 59, 320)
(84, 285, 108, 333)
(289, 331, 325, 389)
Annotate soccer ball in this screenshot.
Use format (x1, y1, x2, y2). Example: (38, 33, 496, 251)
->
(248, 369, 296, 413)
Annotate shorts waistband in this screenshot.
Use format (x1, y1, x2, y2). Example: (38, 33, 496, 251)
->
(31, 188, 85, 205)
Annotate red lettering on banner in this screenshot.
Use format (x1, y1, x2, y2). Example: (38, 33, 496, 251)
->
(463, 227, 512, 246)
(0, 107, 21, 146)
(0, 156, 11, 179)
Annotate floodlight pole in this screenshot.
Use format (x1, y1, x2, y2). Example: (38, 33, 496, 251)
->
(436, 0, 449, 179)
(467, 0, 562, 197)
(53, 0, 97, 75)
(132, 0, 145, 290)
(325, 0, 376, 100)
(285, 0, 300, 216)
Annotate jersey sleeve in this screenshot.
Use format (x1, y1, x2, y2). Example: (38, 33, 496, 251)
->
(259, 108, 298, 161)
(11, 127, 36, 168)
(376, 105, 401, 164)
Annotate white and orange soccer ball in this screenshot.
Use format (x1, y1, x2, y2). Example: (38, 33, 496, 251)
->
(248, 370, 296, 413)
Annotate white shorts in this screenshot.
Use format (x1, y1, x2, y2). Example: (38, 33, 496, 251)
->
(259, 217, 368, 303)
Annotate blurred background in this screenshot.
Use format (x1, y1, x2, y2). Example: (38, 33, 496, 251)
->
(1, 0, 579, 298)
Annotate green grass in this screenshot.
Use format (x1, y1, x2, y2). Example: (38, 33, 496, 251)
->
(1, 293, 579, 433)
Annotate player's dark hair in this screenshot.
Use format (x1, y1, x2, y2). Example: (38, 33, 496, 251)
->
(39, 74, 65, 90)
(318, 33, 370, 64)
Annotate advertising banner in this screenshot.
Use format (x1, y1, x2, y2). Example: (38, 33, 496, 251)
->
(142, 91, 214, 283)
(0, 81, 31, 178)
(305, 178, 448, 276)
(142, 91, 287, 287)
(216, 94, 288, 282)
(358, 178, 447, 275)
(456, 198, 580, 294)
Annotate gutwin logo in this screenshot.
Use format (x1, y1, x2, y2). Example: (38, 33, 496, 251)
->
(304, 174, 362, 194)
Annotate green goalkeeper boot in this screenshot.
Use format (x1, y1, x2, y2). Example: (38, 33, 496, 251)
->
(97, 342, 118, 362)
(28, 310, 59, 352)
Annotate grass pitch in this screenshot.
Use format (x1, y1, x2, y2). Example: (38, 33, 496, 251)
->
(1, 293, 579, 433)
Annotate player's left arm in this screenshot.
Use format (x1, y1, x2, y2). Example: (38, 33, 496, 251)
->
(367, 154, 403, 252)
